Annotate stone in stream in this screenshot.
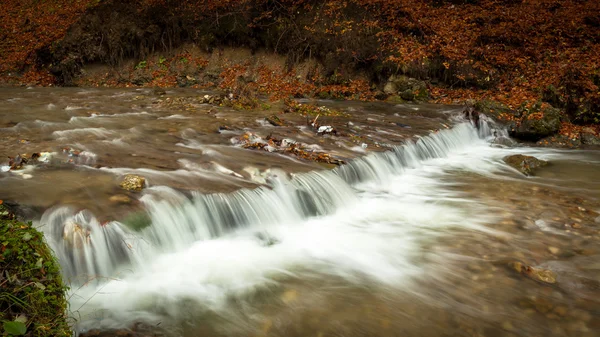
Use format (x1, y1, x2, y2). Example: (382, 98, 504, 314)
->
(503, 154, 548, 176)
(119, 174, 146, 192)
(265, 114, 285, 126)
(109, 194, 132, 204)
(508, 261, 557, 284)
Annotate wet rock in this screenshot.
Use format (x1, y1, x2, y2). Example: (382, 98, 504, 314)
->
(509, 104, 561, 141)
(152, 87, 166, 96)
(547, 246, 560, 255)
(255, 232, 280, 246)
(317, 125, 336, 135)
(265, 114, 285, 126)
(218, 125, 232, 133)
(109, 194, 132, 204)
(508, 261, 557, 284)
(537, 134, 582, 148)
(463, 105, 480, 127)
(491, 135, 516, 147)
(235, 132, 345, 165)
(8, 154, 28, 170)
(200, 94, 224, 105)
(119, 174, 146, 192)
(383, 75, 428, 101)
(63, 220, 90, 249)
(580, 129, 600, 145)
(473, 100, 513, 121)
(503, 154, 548, 176)
(509, 103, 561, 142)
(176, 75, 197, 87)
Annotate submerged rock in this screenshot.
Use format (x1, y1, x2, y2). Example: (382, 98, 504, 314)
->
(503, 154, 548, 176)
(119, 174, 146, 192)
(508, 261, 557, 284)
(109, 194, 132, 204)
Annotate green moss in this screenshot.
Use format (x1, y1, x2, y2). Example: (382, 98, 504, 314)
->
(0, 205, 71, 337)
(121, 211, 152, 232)
(473, 99, 513, 120)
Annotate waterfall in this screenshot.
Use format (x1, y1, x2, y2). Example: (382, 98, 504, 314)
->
(37, 119, 498, 284)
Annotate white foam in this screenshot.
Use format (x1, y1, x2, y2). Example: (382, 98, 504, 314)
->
(52, 127, 114, 139)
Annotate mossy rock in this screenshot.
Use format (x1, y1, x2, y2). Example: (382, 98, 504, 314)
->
(119, 174, 146, 192)
(121, 211, 152, 232)
(509, 103, 561, 141)
(503, 154, 548, 176)
(0, 205, 71, 337)
(473, 100, 513, 121)
(383, 75, 428, 102)
(536, 134, 582, 148)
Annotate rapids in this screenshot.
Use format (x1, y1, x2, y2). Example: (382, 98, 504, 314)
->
(1, 88, 599, 337)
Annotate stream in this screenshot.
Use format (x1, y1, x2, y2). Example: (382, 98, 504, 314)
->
(1, 88, 599, 337)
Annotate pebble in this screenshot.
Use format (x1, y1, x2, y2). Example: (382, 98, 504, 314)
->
(109, 195, 132, 204)
(548, 246, 560, 255)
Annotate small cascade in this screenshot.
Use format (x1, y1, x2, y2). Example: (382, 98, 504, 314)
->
(41, 119, 501, 284)
(334, 122, 492, 184)
(38, 207, 134, 283)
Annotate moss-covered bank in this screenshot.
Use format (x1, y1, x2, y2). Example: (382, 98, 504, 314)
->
(0, 204, 71, 337)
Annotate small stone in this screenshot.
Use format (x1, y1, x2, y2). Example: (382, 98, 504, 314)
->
(119, 174, 146, 192)
(502, 321, 515, 331)
(524, 266, 557, 284)
(553, 306, 568, 317)
(467, 262, 483, 272)
(508, 261, 524, 273)
(265, 115, 284, 126)
(548, 246, 560, 255)
(281, 289, 298, 304)
(571, 223, 582, 229)
(109, 195, 132, 204)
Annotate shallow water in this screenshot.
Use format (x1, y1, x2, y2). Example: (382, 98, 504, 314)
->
(1, 88, 599, 337)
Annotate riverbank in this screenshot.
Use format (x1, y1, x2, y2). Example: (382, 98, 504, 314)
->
(1, 0, 599, 145)
(0, 204, 71, 337)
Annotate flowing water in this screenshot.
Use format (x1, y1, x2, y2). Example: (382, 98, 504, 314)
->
(1, 88, 599, 337)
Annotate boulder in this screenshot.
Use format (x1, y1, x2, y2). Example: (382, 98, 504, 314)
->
(536, 135, 581, 148)
(383, 75, 428, 101)
(473, 100, 513, 121)
(119, 174, 146, 192)
(503, 154, 548, 176)
(581, 127, 600, 145)
(509, 105, 561, 141)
